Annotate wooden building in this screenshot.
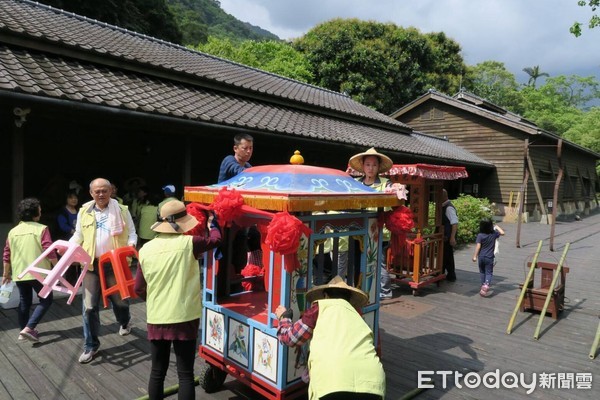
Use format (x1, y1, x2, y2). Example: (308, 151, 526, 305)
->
(391, 89, 600, 221)
(0, 0, 491, 239)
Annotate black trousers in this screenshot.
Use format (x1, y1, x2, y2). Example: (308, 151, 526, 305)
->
(148, 339, 196, 399)
(443, 240, 456, 280)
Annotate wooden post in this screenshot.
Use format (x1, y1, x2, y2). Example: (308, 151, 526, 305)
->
(507, 240, 543, 334)
(12, 118, 25, 223)
(533, 242, 569, 339)
(526, 148, 548, 223)
(549, 140, 563, 252)
(516, 140, 529, 248)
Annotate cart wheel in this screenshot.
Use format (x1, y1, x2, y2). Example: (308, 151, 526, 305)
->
(199, 363, 227, 393)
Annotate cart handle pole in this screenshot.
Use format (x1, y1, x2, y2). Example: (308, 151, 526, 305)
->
(533, 242, 570, 340)
(589, 319, 600, 359)
(506, 240, 543, 335)
(134, 376, 200, 400)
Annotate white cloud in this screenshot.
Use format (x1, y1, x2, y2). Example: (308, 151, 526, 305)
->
(219, 0, 600, 83)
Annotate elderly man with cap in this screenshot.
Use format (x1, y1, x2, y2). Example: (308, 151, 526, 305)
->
(135, 200, 222, 399)
(69, 178, 137, 364)
(276, 276, 385, 400)
(348, 147, 394, 300)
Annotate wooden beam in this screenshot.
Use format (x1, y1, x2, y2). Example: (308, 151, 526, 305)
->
(549, 140, 563, 252)
(11, 118, 24, 224)
(525, 146, 548, 222)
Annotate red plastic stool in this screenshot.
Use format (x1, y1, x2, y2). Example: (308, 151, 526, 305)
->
(98, 246, 138, 308)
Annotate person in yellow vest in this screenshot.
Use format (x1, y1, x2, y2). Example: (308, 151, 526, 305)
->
(157, 184, 177, 213)
(348, 148, 394, 300)
(276, 276, 385, 400)
(2, 198, 57, 343)
(135, 200, 222, 399)
(69, 178, 138, 364)
(136, 192, 160, 247)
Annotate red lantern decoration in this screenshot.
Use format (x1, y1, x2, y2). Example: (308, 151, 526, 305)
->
(211, 187, 244, 227)
(384, 206, 415, 256)
(265, 211, 312, 273)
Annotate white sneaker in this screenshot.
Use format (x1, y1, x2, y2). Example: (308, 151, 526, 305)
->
(119, 323, 132, 336)
(79, 349, 98, 364)
(480, 284, 490, 297)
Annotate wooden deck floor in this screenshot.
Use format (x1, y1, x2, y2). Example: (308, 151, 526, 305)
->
(1, 212, 599, 399)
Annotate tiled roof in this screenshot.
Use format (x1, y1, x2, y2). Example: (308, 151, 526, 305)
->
(392, 89, 600, 159)
(410, 131, 491, 165)
(0, 0, 409, 131)
(0, 0, 492, 165)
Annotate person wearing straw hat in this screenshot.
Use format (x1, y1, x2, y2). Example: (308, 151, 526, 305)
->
(276, 276, 385, 400)
(348, 148, 394, 300)
(135, 200, 222, 400)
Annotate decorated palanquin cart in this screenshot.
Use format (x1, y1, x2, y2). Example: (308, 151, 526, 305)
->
(383, 164, 468, 295)
(184, 159, 402, 399)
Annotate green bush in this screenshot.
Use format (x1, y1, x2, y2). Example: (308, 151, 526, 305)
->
(452, 194, 494, 245)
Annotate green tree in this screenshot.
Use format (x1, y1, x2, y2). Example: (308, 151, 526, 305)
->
(564, 107, 600, 151)
(292, 19, 466, 114)
(464, 61, 523, 112)
(194, 38, 314, 83)
(522, 65, 549, 88)
(518, 75, 600, 135)
(570, 0, 600, 36)
(38, 0, 183, 43)
(167, 0, 279, 44)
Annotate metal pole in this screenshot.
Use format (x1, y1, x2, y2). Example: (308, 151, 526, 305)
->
(507, 241, 543, 334)
(533, 243, 570, 340)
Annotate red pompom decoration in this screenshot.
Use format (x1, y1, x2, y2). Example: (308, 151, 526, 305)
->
(240, 263, 264, 291)
(211, 187, 244, 227)
(384, 206, 415, 256)
(185, 203, 208, 236)
(385, 206, 415, 234)
(265, 211, 312, 273)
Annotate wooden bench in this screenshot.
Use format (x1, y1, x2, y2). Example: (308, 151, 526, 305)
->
(519, 261, 569, 319)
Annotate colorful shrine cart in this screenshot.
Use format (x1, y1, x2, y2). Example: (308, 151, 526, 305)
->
(184, 161, 400, 399)
(383, 164, 468, 295)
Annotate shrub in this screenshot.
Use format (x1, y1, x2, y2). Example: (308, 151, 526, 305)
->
(452, 194, 494, 245)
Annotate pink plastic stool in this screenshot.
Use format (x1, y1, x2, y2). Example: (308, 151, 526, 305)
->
(98, 246, 139, 308)
(17, 240, 91, 305)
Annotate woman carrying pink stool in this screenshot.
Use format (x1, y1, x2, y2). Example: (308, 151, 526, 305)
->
(2, 198, 57, 342)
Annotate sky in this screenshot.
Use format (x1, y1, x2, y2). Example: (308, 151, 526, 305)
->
(219, 0, 599, 85)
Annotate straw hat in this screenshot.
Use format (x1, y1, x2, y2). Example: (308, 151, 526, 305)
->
(306, 276, 369, 309)
(348, 147, 393, 173)
(151, 200, 199, 234)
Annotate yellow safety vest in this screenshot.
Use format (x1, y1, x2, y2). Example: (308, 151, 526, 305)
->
(8, 221, 51, 281)
(356, 177, 391, 241)
(138, 234, 201, 324)
(138, 204, 158, 241)
(76, 202, 130, 266)
(308, 299, 385, 399)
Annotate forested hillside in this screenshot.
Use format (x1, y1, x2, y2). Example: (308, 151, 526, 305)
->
(37, 0, 279, 45)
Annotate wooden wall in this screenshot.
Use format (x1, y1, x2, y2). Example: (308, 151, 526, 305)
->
(397, 99, 599, 214)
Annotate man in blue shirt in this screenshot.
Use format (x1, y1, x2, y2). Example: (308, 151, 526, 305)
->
(217, 133, 254, 183)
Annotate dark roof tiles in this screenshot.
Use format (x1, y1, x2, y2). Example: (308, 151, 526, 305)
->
(0, 0, 410, 130)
